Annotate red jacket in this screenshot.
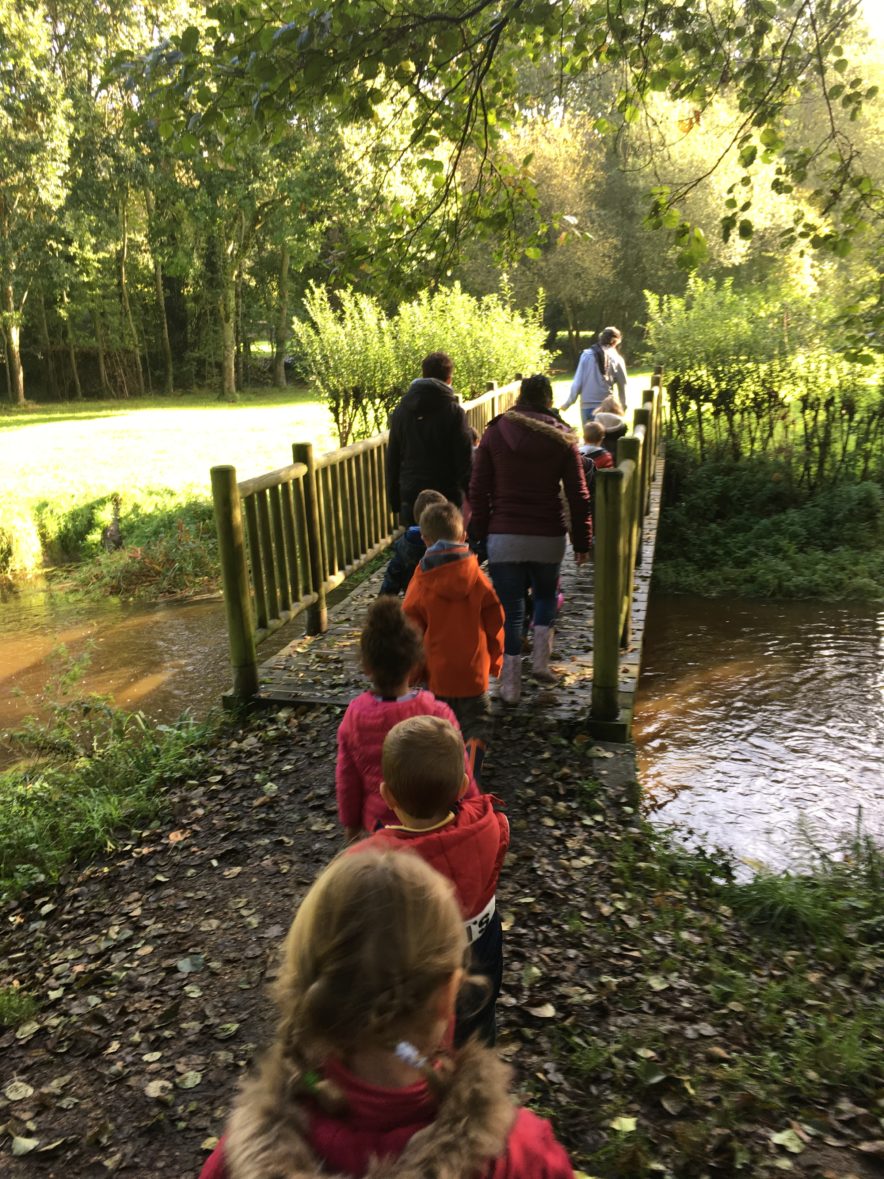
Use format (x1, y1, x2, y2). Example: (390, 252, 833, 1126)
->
(469, 408, 591, 552)
(336, 690, 477, 832)
(358, 795, 509, 920)
(199, 1048, 573, 1179)
(403, 545, 504, 697)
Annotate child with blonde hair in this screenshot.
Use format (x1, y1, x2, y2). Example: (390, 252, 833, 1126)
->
(361, 714, 509, 1046)
(199, 850, 573, 1178)
(336, 596, 476, 843)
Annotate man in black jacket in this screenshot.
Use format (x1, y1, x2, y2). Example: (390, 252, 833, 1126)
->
(386, 352, 474, 525)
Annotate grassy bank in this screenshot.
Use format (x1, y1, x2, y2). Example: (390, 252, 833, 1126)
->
(0, 388, 336, 596)
(492, 736, 884, 1177)
(654, 440, 884, 600)
(0, 695, 219, 902)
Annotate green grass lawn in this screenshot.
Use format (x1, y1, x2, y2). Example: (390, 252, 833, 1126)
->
(0, 387, 339, 589)
(0, 387, 337, 504)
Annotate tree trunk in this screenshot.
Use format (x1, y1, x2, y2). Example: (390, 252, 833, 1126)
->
(219, 277, 236, 402)
(234, 268, 244, 391)
(273, 241, 290, 388)
(144, 184, 174, 395)
(93, 309, 112, 397)
(120, 197, 145, 397)
(2, 281, 25, 405)
(61, 290, 83, 400)
(153, 255, 173, 394)
(0, 325, 12, 403)
(38, 291, 60, 400)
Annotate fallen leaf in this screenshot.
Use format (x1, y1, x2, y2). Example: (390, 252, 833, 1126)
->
(609, 1115, 637, 1133)
(12, 1137, 40, 1156)
(527, 1003, 556, 1019)
(770, 1129, 805, 1154)
(144, 1079, 174, 1100)
(4, 1080, 35, 1101)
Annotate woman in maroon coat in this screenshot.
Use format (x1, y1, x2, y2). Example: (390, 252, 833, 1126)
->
(469, 375, 591, 703)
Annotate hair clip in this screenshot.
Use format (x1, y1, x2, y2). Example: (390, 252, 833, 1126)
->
(301, 1069, 321, 1092)
(394, 1040, 428, 1071)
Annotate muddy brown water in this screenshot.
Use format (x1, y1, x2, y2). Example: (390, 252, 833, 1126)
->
(2, 583, 881, 873)
(0, 581, 232, 746)
(634, 595, 883, 873)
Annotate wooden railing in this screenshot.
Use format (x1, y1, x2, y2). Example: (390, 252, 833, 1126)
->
(590, 381, 664, 724)
(212, 379, 521, 701)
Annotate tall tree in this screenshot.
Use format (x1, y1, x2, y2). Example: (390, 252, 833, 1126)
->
(0, 0, 69, 404)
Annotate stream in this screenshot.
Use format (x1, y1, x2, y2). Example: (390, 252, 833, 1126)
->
(634, 595, 883, 872)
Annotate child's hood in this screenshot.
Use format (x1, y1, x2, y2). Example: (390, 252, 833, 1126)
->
(418, 543, 481, 598)
(222, 1040, 518, 1179)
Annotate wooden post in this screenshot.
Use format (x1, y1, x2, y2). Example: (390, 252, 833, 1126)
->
(293, 442, 328, 634)
(618, 437, 642, 638)
(210, 466, 259, 700)
(634, 407, 652, 516)
(591, 467, 624, 722)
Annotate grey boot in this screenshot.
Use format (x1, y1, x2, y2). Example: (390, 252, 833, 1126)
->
(531, 625, 557, 683)
(499, 653, 522, 704)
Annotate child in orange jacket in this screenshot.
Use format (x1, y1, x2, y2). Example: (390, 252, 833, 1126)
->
(403, 500, 504, 783)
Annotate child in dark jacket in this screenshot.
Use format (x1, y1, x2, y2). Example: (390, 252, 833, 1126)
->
(336, 597, 477, 844)
(362, 714, 509, 1046)
(198, 850, 573, 1179)
(379, 488, 448, 595)
(403, 501, 504, 783)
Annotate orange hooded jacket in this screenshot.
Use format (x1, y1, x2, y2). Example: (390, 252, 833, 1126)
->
(403, 543, 504, 698)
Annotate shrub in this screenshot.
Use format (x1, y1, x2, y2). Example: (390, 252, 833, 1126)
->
(646, 277, 884, 487)
(656, 440, 884, 599)
(293, 280, 550, 444)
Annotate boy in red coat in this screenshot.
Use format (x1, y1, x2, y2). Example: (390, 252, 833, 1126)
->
(403, 500, 504, 783)
(363, 714, 509, 1045)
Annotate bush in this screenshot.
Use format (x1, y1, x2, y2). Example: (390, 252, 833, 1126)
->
(293, 279, 550, 444)
(656, 441, 884, 599)
(646, 276, 884, 487)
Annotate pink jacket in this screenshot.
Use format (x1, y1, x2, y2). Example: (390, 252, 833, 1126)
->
(336, 689, 477, 832)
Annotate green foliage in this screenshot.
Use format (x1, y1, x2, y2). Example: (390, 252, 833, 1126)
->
(0, 986, 38, 1029)
(142, 0, 880, 279)
(293, 280, 549, 444)
(646, 279, 883, 487)
(656, 442, 884, 599)
(0, 662, 217, 900)
(727, 828, 884, 959)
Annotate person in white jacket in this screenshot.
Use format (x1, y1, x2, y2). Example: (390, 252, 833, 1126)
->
(560, 326, 627, 425)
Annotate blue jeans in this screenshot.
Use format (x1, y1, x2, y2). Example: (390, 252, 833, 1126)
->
(489, 561, 560, 655)
(581, 403, 597, 426)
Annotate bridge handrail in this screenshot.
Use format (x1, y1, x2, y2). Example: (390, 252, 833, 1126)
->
(590, 381, 665, 724)
(212, 379, 522, 701)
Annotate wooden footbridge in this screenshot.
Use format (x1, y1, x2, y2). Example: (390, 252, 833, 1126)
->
(210, 375, 664, 740)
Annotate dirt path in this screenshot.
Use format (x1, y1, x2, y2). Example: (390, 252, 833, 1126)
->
(2, 707, 880, 1178)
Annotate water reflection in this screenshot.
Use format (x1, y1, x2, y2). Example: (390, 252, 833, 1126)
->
(635, 596, 884, 872)
(0, 581, 232, 738)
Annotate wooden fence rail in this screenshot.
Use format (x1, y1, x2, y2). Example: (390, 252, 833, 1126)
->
(212, 380, 521, 701)
(590, 382, 664, 726)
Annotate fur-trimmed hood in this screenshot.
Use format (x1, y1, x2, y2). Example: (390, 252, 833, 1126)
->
(223, 1040, 517, 1179)
(499, 408, 577, 452)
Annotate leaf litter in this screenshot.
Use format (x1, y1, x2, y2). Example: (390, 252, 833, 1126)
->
(0, 704, 880, 1177)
